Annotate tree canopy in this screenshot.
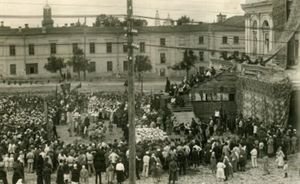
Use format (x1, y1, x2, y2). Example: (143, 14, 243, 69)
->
(68, 48, 91, 80)
(171, 49, 197, 78)
(94, 14, 147, 27)
(44, 56, 65, 77)
(135, 55, 152, 73)
(177, 15, 193, 26)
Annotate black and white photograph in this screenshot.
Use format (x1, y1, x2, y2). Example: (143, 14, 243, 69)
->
(0, 0, 299, 183)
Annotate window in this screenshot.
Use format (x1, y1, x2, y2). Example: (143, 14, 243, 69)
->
(123, 61, 128, 71)
(28, 44, 35, 55)
(72, 43, 78, 53)
(229, 94, 235, 101)
(295, 40, 299, 59)
(50, 43, 56, 54)
(10, 64, 16, 75)
(107, 61, 113, 72)
(123, 45, 128, 53)
(89, 42, 95, 54)
(88, 62, 96, 72)
(199, 36, 204, 44)
(199, 51, 204, 61)
(160, 38, 166, 46)
(233, 51, 239, 56)
(160, 53, 166, 64)
(222, 36, 228, 44)
(106, 42, 112, 53)
(222, 51, 228, 58)
(140, 42, 145, 53)
(233, 36, 239, 44)
(26, 63, 38, 74)
(211, 51, 215, 56)
(9, 45, 16, 56)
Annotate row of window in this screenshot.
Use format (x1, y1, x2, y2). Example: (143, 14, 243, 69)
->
(222, 36, 239, 45)
(8, 42, 146, 56)
(9, 61, 127, 75)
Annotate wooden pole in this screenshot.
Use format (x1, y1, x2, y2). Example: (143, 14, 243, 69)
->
(127, 0, 136, 183)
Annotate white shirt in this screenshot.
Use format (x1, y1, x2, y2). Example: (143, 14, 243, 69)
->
(143, 155, 150, 165)
(116, 163, 125, 171)
(250, 148, 258, 157)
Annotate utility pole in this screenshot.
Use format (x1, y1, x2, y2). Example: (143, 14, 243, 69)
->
(127, 0, 136, 184)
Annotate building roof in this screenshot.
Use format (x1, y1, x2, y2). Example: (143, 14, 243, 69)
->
(211, 15, 245, 32)
(0, 16, 245, 36)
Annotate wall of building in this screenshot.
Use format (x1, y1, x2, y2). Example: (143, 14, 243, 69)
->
(0, 25, 244, 79)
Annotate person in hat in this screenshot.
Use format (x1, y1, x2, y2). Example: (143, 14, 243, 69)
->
(80, 165, 89, 184)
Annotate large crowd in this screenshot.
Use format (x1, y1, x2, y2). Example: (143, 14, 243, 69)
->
(0, 86, 297, 184)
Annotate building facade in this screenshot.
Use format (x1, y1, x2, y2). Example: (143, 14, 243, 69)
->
(0, 5, 245, 79)
(239, 0, 299, 127)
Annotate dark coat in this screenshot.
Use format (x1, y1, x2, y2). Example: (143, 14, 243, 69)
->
(94, 150, 106, 172)
(0, 169, 8, 184)
(56, 165, 64, 184)
(71, 168, 80, 183)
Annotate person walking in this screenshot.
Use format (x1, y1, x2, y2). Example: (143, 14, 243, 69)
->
(106, 162, 114, 184)
(210, 152, 217, 174)
(276, 147, 285, 168)
(56, 161, 64, 184)
(0, 163, 8, 184)
(94, 149, 106, 184)
(115, 159, 125, 184)
(263, 156, 270, 175)
(43, 158, 52, 184)
(168, 158, 178, 184)
(142, 151, 150, 177)
(250, 147, 258, 168)
(71, 164, 80, 184)
(80, 165, 89, 184)
(216, 161, 226, 182)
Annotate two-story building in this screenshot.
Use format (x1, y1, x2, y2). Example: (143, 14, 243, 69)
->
(0, 4, 245, 79)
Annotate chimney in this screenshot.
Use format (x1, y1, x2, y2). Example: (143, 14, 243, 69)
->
(18, 26, 22, 33)
(24, 24, 29, 29)
(0, 21, 3, 27)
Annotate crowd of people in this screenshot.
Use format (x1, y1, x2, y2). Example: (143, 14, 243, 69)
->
(0, 86, 297, 184)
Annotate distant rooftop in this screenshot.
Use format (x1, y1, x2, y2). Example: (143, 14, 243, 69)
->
(0, 15, 245, 36)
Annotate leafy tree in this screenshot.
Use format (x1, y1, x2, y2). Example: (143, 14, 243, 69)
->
(134, 55, 152, 94)
(121, 18, 148, 27)
(68, 48, 90, 80)
(177, 15, 192, 26)
(44, 56, 65, 78)
(171, 49, 197, 79)
(94, 14, 121, 27)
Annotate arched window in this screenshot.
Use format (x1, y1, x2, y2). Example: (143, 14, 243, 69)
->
(252, 20, 258, 55)
(262, 20, 270, 53)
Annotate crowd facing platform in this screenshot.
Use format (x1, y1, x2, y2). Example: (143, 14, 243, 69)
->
(0, 84, 297, 184)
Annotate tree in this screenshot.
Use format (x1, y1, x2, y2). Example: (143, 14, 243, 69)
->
(177, 15, 192, 26)
(68, 48, 90, 80)
(121, 18, 148, 27)
(171, 49, 197, 79)
(134, 55, 152, 94)
(44, 56, 65, 78)
(94, 14, 121, 27)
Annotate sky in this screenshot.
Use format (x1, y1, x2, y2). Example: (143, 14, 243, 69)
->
(0, 0, 246, 28)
